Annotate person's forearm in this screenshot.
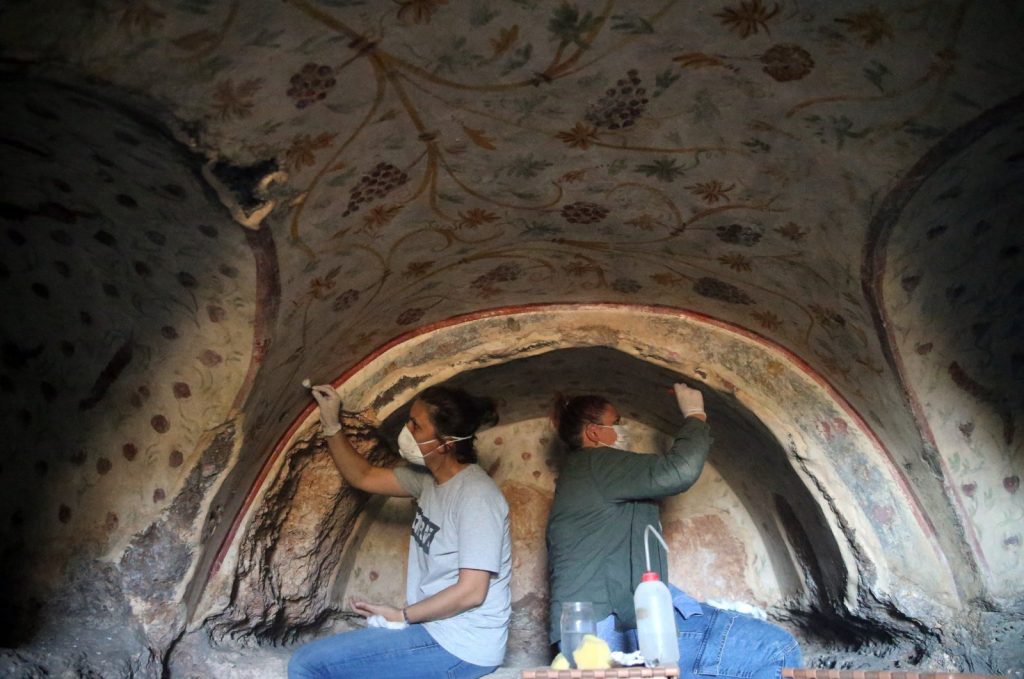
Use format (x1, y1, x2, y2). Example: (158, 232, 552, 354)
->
(664, 417, 712, 489)
(324, 430, 373, 487)
(404, 580, 486, 623)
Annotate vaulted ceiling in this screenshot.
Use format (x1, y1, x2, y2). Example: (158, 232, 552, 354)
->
(1, 0, 1022, 669)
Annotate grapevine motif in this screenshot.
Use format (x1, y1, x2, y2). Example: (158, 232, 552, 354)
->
(343, 163, 410, 217)
(287, 63, 337, 109)
(585, 69, 649, 130)
(561, 202, 609, 224)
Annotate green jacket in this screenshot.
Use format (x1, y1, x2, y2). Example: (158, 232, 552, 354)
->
(545, 418, 712, 642)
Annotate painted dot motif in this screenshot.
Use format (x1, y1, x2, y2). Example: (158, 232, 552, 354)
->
(151, 414, 170, 433)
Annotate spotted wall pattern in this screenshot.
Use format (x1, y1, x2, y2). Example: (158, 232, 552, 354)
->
(0, 80, 256, 589)
(882, 108, 1024, 595)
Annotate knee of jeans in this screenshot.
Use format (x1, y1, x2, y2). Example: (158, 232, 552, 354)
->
(287, 645, 316, 679)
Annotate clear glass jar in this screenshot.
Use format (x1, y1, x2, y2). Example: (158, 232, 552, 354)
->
(560, 601, 596, 668)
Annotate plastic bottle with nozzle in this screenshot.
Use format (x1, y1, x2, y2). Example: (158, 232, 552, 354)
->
(634, 525, 680, 667)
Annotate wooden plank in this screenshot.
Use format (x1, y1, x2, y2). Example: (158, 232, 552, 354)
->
(520, 666, 680, 679)
(782, 670, 1003, 679)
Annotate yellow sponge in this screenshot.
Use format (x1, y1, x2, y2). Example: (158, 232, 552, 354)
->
(572, 634, 612, 669)
(550, 652, 570, 669)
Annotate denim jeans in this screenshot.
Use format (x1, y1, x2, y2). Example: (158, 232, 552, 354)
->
(288, 623, 498, 679)
(584, 586, 802, 679)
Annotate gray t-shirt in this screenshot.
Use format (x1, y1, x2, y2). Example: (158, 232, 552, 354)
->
(394, 464, 512, 667)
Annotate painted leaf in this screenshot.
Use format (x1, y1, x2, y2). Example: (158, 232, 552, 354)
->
(610, 14, 654, 34)
(462, 125, 496, 150)
(490, 25, 519, 57)
(673, 52, 726, 69)
(548, 4, 603, 47)
(171, 29, 218, 51)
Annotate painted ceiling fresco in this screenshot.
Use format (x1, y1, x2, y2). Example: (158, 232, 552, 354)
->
(1, 0, 1022, 663)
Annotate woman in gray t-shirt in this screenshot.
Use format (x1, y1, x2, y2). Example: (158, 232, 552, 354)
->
(289, 385, 511, 679)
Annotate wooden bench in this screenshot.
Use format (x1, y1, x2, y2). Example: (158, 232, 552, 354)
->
(520, 667, 680, 678)
(783, 671, 1002, 679)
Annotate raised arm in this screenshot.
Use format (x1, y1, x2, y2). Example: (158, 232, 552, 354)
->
(596, 383, 712, 502)
(311, 385, 410, 497)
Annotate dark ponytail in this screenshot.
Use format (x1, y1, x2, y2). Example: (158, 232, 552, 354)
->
(552, 392, 611, 450)
(418, 385, 498, 464)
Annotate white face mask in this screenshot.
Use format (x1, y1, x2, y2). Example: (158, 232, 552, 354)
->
(397, 425, 471, 465)
(594, 423, 631, 451)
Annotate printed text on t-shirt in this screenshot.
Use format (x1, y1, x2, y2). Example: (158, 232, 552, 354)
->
(411, 504, 440, 554)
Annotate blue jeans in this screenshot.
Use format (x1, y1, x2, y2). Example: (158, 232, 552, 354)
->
(288, 624, 498, 679)
(585, 586, 802, 679)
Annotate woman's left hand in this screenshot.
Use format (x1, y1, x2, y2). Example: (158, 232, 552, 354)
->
(351, 598, 404, 623)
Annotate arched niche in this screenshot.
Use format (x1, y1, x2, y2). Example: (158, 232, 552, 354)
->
(198, 305, 958, 658)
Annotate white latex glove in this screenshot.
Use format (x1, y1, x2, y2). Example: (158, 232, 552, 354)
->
(673, 382, 705, 419)
(311, 384, 342, 437)
(366, 614, 408, 630)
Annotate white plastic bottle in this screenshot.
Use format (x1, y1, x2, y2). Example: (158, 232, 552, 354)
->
(634, 526, 680, 667)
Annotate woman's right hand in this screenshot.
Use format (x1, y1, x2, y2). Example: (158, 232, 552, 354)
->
(673, 383, 705, 419)
(311, 385, 343, 436)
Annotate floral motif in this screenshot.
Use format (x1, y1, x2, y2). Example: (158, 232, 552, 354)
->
(490, 25, 519, 57)
(689, 180, 735, 203)
(612, 278, 642, 294)
(716, 223, 763, 246)
(284, 133, 336, 171)
(556, 122, 600, 149)
(775, 222, 807, 242)
(561, 202, 609, 224)
(563, 258, 601, 277)
(403, 261, 434, 278)
(693, 277, 754, 304)
(809, 304, 845, 328)
(1005, 476, 1020, 494)
(714, 0, 780, 39)
(119, 1, 165, 36)
(361, 204, 403, 233)
(635, 158, 688, 182)
(626, 214, 664, 231)
(752, 310, 783, 330)
(836, 7, 893, 46)
(333, 289, 360, 312)
(761, 44, 814, 82)
(718, 253, 752, 272)
(397, 0, 449, 25)
(549, 3, 602, 48)
(213, 79, 263, 120)
(456, 208, 500, 229)
(472, 263, 522, 289)
(396, 307, 426, 325)
(961, 482, 977, 498)
(308, 267, 340, 300)
(287, 63, 337, 109)
(559, 170, 587, 183)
